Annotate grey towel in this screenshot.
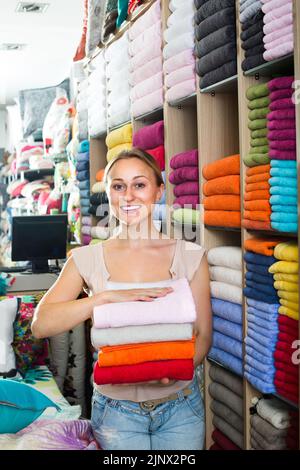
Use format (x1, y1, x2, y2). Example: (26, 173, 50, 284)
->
(244, 44, 265, 58)
(240, 1, 262, 24)
(241, 8, 263, 31)
(241, 30, 264, 50)
(242, 54, 265, 72)
(211, 400, 244, 433)
(209, 382, 243, 418)
(240, 15, 264, 40)
(213, 415, 244, 449)
(196, 42, 236, 75)
(251, 415, 288, 442)
(209, 364, 243, 397)
(250, 436, 264, 450)
(195, 25, 236, 57)
(198, 60, 237, 88)
(195, 7, 235, 39)
(250, 427, 287, 450)
(194, 0, 210, 8)
(196, 0, 235, 23)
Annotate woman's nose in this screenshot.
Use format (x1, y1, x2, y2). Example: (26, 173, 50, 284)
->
(123, 186, 134, 201)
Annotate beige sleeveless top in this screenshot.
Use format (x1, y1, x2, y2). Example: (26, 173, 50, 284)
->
(72, 239, 205, 402)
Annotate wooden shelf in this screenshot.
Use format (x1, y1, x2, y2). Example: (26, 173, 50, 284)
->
(244, 54, 294, 78)
(168, 93, 197, 108)
(108, 120, 131, 133)
(205, 225, 241, 233)
(246, 228, 298, 239)
(272, 393, 299, 410)
(133, 107, 164, 123)
(200, 75, 238, 94)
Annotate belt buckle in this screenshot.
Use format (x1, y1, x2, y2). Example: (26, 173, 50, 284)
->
(140, 400, 157, 411)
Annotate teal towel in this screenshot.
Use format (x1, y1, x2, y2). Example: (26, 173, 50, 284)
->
(269, 177, 297, 187)
(270, 160, 296, 168)
(271, 212, 298, 223)
(270, 186, 297, 197)
(271, 221, 298, 233)
(270, 168, 297, 178)
(116, 0, 128, 28)
(270, 194, 297, 206)
(271, 204, 297, 213)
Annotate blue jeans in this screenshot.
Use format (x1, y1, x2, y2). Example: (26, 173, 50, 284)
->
(91, 377, 205, 450)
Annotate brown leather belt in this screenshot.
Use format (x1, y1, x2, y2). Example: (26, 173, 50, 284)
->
(139, 387, 192, 411)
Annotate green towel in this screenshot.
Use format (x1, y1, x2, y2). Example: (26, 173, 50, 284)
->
(249, 145, 269, 154)
(244, 153, 270, 167)
(251, 128, 268, 138)
(172, 208, 200, 225)
(248, 107, 270, 120)
(251, 137, 269, 147)
(248, 96, 270, 110)
(248, 119, 267, 130)
(246, 83, 269, 100)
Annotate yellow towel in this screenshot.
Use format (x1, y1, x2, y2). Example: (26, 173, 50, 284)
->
(274, 242, 298, 262)
(89, 239, 103, 245)
(106, 123, 132, 149)
(278, 290, 299, 303)
(107, 143, 132, 162)
(279, 298, 299, 311)
(278, 306, 299, 321)
(269, 261, 299, 275)
(273, 273, 299, 283)
(274, 280, 299, 293)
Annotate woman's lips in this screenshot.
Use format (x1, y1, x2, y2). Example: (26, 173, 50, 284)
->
(120, 205, 142, 214)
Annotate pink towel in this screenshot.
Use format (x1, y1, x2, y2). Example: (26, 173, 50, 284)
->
(261, 0, 291, 13)
(174, 181, 199, 197)
(268, 76, 294, 90)
(269, 149, 296, 160)
(166, 79, 196, 103)
(128, 21, 161, 57)
(93, 278, 197, 328)
(269, 140, 296, 150)
(130, 72, 163, 101)
(268, 129, 296, 140)
(263, 24, 293, 44)
(163, 49, 195, 74)
(129, 39, 162, 71)
(133, 120, 164, 149)
(130, 57, 162, 86)
(169, 166, 199, 185)
(263, 42, 294, 62)
(81, 225, 91, 236)
(82, 235, 92, 245)
(131, 88, 163, 118)
(270, 89, 293, 101)
(263, 13, 293, 35)
(165, 64, 195, 88)
(263, 2, 293, 22)
(174, 195, 199, 208)
(269, 98, 294, 111)
(170, 149, 198, 169)
(128, 0, 161, 40)
(264, 33, 293, 51)
(267, 119, 295, 130)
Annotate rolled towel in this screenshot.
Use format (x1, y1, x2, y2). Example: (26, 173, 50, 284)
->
(208, 363, 243, 397)
(132, 120, 164, 149)
(209, 266, 242, 287)
(211, 298, 242, 324)
(208, 246, 242, 270)
(251, 396, 293, 429)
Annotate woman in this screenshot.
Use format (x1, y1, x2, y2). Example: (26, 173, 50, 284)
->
(32, 148, 212, 450)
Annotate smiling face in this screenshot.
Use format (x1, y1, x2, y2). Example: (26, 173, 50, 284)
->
(106, 157, 164, 226)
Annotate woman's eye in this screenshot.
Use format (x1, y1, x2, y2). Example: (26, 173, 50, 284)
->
(112, 184, 124, 191)
(135, 183, 145, 189)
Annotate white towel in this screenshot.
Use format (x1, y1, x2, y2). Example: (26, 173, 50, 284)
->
(169, 0, 192, 12)
(209, 266, 242, 287)
(163, 32, 194, 60)
(252, 397, 292, 429)
(90, 226, 109, 240)
(210, 281, 242, 305)
(207, 246, 242, 270)
(167, 4, 195, 27)
(163, 15, 194, 43)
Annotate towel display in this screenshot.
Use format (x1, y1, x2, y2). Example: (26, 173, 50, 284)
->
(105, 123, 133, 162)
(169, 149, 199, 209)
(87, 53, 107, 138)
(240, 7, 266, 71)
(262, 0, 294, 61)
(76, 78, 89, 141)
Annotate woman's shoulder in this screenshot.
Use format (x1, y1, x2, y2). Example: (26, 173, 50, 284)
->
(175, 239, 206, 280)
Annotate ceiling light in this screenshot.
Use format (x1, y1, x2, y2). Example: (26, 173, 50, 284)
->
(15, 2, 49, 13)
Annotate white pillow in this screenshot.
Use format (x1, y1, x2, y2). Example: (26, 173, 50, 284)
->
(0, 297, 18, 374)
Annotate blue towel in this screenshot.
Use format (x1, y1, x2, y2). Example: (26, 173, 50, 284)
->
(212, 331, 243, 359)
(80, 198, 90, 208)
(78, 140, 90, 153)
(244, 287, 279, 303)
(271, 212, 298, 223)
(78, 180, 90, 190)
(271, 221, 298, 233)
(247, 326, 277, 349)
(270, 168, 297, 178)
(244, 252, 276, 267)
(270, 195, 298, 206)
(245, 345, 274, 365)
(244, 371, 276, 394)
(246, 298, 279, 315)
(269, 176, 297, 188)
(247, 313, 278, 331)
(245, 335, 275, 357)
(76, 160, 90, 172)
(81, 206, 90, 216)
(246, 279, 278, 297)
(77, 151, 90, 162)
(211, 298, 242, 324)
(245, 271, 274, 286)
(208, 347, 243, 376)
(77, 169, 90, 182)
(247, 306, 278, 322)
(247, 320, 278, 340)
(246, 262, 272, 276)
(270, 159, 296, 168)
(213, 316, 243, 341)
(244, 364, 275, 385)
(271, 204, 297, 214)
(80, 189, 90, 198)
(270, 186, 297, 197)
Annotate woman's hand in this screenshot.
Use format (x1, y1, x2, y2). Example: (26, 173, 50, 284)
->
(99, 286, 174, 304)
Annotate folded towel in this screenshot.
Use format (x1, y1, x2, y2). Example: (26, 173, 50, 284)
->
(246, 262, 273, 277)
(269, 140, 296, 151)
(270, 185, 297, 196)
(204, 195, 241, 211)
(251, 427, 287, 450)
(106, 123, 132, 148)
(194, 7, 235, 40)
(165, 65, 196, 89)
(248, 96, 270, 109)
(170, 149, 198, 169)
(202, 154, 240, 180)
(211, 298, 242, 324)
(251, 128, 268, 138)
(106, 143, 132, 161)
(246, 279, 278, 297)
(213, 331, 242, 359)
(245, 335, 275, 357)
(169, 166, 199, 184)
(250, 137, 269, 147)
(196, 25, 236, 58)
(204, 211, 241, 228)
(274, 273, 299, 283)
(197, 42, 236, 76)
(174, 195, 199, 208)
(163, 49, 194, 75)
(166, 79, 196, 103)
(174, 182, 199, 197)
(244, 238, 280, 257)
(210, 400, 243, 433)
(271, 213, 298, 224)
(209, 363, 243, 398)
(264, 42, 294, 62)
(209, 347, 243, 377)
(203, 175, 240, 196)
(199, 60, 237, 89)
(270, 167, 297, 178)
(247, 82, 269, 100)
(213, 316, 243, 341)
(208, 246, 242, 270)
(274, 241, 298, 262)
(242, 53, 266, 72)
(147, 145, 165, 171)
(247, 325, 277, 349)
(244, 251, 277, 267)
(77, 151, 90, 162)
(246, 271, 276, 288)
(242, 30, 265, 51)
(253, 396, 292, 429)
(212, 414, 244, 449)
(245, 371, 275, 393)
(172, 208, 200, 225)
(240, 0, 263, 24)
(244, 286, 278, 303)
(270, 194, 297, 206)
(209, 266, 242, 287)
(246, 345, 275, 364)
(247, 297, 279, 314)
(243, 210, 270, 222)
(247, 312, 279, 331)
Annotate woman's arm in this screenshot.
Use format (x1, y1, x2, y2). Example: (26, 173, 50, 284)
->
(190, 253, 212, 367)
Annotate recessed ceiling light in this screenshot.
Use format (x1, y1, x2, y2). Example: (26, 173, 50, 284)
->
(15, 2, 49, 13)
(0, 43, 27, 51)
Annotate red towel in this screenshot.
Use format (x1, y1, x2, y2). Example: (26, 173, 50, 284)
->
(275, 378, 299, 395)
(93, 359, 194, 385)
(275, 360, 298, 377)
(278, 315, 299, 331)
(209, 443, 223, 450)
(275, 369, 299, 385)
(276, 386, 298, 404)
(274, 350, 297, 367)
(278, 331, 298, 344)
(211, 429, 241, 450)
(147, 145, 165, 171)
(276, 341, 298, 355)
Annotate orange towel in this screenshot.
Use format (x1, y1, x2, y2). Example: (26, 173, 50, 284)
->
(204, 210, 241, 228)
(246, 164, 271, 176)
(245, 181, 270, 192)
(244, 210, 271, 222)
(96, 169, 105, 182)
(98, 338, 195, 367)
(242, 219, 271, 230)
(245, 172, 270, 184)
(244, 238, 284, 256)
(204, 195, 241, 211)
(244, 190, 270, 201)
(203, 175, 240, 197)
(202, 154, 240, 180)
(244, 200, 271, 211)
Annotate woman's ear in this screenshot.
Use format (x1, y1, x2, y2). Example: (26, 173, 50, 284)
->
(156, 183, 165, 202)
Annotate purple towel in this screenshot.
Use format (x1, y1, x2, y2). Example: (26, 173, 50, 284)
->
(270, 89, 293, 101)
(82, 234, 92, 245)
(132, 120, 164, 149)
(268, 76, 294, 91)
(269, 98, 294, 111)
(169, 167, 199, 185)
(269, 140, 296, 150)
(267, 129, 296, 140)
(174, 181, 199, 197)
(267, 119, 295, 130)
(174, 195, 199, 208)
(267, 109, 295, 120)
(170, 149, 199, 169)
(269, 149, 296, 160)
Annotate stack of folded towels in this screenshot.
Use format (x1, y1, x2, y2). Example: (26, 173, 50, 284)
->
(269, 241, 299, 404)
(101, 3, 118, 42)
(207, 246, 243, 376)
(128, 1, 163, 118)
(262, 0, 294, 62)
(169, 149, 199, 209)
(240, 2, 265, 72)
(87, 51, 107, 138)
(243, 237, 281, 394)
(244, 82, 270, 167)
(76, 78, 89, 141)
(250, 396, 299, 450)
(91, 278, 196, 385)
(76, 140, 90, 244)
(202, 154, 241, 228)
(208, 364, 244, 450)
(243, 163, 271, 231)
(163, 0, 196, 103)
(194, 0, 237, 89)
(89, 169, 110, 238)
(106, 123, 132, 162)
(105, 32, 131, 129)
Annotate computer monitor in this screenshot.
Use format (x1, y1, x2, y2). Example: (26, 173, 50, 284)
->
(12, 215, 68, 273)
